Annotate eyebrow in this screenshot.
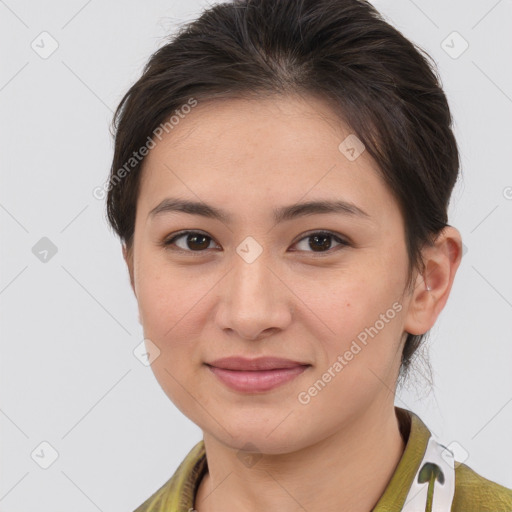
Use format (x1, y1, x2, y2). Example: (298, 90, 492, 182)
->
(148, 197, 371, 224)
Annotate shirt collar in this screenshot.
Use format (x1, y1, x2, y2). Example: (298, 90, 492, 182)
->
(372, 406, 433, 511)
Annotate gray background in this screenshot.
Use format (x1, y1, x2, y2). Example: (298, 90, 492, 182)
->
(1, 0, 511, 510)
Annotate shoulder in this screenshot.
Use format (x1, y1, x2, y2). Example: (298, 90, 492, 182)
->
(452, 461, 512, 511)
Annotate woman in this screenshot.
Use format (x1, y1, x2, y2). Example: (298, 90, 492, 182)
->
(105, 0, 512, 510)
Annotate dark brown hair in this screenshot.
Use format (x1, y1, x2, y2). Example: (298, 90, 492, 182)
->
(105, 0, 460, 383)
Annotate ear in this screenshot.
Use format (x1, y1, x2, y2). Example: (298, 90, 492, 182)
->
(403, 226, 463, 336)
(122, 243, 136, 296)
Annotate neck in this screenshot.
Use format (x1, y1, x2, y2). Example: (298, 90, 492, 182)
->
(195, 403, 406, 512)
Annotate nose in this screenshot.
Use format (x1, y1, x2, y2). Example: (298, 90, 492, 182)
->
(214, 250, 293, 341)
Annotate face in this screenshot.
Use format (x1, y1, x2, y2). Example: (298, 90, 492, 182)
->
(125, 94, 421, 454)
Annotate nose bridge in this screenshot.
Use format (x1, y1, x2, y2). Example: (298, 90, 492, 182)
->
(229, 245, 275, 307)
(216, 243, 291, 339)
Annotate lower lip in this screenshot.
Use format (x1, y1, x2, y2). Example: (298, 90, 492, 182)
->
(206, 365, 309, 392)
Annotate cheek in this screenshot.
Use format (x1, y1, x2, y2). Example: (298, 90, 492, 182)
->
(297, 265, 399, 330)
(135, 251, 206, 335)
(296, 281, 405, 416)
(135, 262, 209, 410)
(293, 263, 406, 370)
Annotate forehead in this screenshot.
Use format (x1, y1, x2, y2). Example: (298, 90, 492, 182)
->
(137, 94, 398, 224)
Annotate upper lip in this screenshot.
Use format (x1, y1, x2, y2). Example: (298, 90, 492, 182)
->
(206, 356, 310, 371)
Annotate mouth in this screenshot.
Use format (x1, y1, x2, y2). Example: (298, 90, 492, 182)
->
(205, 356, 311, 392)
(206, 356, 310, 371)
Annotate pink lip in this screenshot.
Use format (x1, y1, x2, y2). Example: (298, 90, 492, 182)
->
(205, 357, 310, 392)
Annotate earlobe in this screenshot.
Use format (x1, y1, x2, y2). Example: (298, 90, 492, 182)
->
(403, 226, 463, 336)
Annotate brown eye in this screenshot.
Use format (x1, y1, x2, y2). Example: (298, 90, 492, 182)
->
(292, 231, 349, 253)
(164, 231, 218, 252)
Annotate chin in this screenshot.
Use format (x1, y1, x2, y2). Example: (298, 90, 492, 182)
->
(205, 420, 308, 455)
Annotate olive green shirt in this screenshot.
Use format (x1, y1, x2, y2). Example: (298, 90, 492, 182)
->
(133, 407, 512, 511)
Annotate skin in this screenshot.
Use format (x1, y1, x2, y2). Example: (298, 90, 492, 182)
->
(123, 94, 462, 512)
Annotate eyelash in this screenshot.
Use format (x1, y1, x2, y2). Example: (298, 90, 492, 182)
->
(161, 230, 351, 256)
